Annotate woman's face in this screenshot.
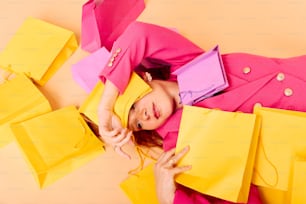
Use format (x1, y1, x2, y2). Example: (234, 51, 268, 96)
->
(128, 80, 179, 131)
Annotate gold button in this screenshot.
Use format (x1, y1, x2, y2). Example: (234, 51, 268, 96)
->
(109, 57, 115, 62)
(115, 48, 122, 53)
(243, 67, 251, 74)
(276, 73, 285, 81)
(113, 52, 118, 57)
(284, 88, 293, 96)
(107, 62, 113, 67)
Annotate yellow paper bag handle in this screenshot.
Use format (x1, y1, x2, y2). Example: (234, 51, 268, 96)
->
(254, 137, 279, 187)
(73, 117, 91, 149)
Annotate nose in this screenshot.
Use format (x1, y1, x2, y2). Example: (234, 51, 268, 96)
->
(137, 108, 150, 121)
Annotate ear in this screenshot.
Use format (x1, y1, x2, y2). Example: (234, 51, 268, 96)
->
(143, 72, 152, 82)
(137, 71, 153, 83)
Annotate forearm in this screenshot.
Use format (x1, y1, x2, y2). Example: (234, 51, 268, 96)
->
(173, 184, 262, 204)
(98, 80, 119, 113)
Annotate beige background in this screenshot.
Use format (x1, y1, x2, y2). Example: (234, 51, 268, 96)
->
(0, 0, 306, 203)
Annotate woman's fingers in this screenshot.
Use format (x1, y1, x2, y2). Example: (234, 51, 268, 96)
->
(153, 146, 192, 204)
(98, 125, 118, 137)
(112, 130, 133, 159)
(116, 130, 132, 147)
(157, 146, 190, 168)
(103, 128, 131, 144)
(99, 128, 132, 159)
(171, 164, 192, 175)
(157, 148, 176, 166)
(99, 126, 120, 138)
(169, 146, 190, 165)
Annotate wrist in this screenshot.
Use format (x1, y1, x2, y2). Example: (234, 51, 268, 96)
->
(168, 193, 175, 204)
(158, 191, 175, 204)
(98, 80, 119, 112)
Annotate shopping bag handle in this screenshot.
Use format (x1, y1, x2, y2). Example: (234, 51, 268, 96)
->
(254, 137, 279, 187)
(179, 87, 216, 104)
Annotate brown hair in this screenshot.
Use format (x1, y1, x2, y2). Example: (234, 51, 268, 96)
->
(80, 113, 100, 137)
(133, 130, 163, 148)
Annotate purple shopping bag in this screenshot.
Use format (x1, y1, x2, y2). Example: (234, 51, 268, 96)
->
(173, 45, 229, 105)
(81, 0, 145, 52)
(71, 47, 110, 92)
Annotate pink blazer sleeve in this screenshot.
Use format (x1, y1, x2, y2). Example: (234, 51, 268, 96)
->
(99, 21, 204, 93)
(174, 187, 211, 204)
(174, 184, 262, 204)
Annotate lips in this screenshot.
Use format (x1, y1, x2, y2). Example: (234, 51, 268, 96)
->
(153, 103, 160, 119)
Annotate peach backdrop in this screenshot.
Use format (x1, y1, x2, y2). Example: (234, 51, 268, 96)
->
(1, 0, 306, 203)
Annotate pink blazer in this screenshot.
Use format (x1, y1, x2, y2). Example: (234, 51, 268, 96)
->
(99, 21, 306, 204)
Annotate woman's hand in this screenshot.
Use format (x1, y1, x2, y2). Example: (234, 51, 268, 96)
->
(98, 80, 132, 159)
(154, 146, 192, 204)
(98, 107, 132, 159)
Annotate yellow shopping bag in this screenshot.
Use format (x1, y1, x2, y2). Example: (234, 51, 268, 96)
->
(257, 186, 288, 204)
(120, 163, 159, 204)
(0, 17, 78, 85)
(252, 106, 306, 191)
(175, 106, 260, 203)
(79, 72, 151, 127)
(0, 73, 51, 147)
(10, 106, 104, 188)
(288, 159, 306, 204)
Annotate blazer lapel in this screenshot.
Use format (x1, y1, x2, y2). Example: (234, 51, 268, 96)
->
(196, 73, 275, 112)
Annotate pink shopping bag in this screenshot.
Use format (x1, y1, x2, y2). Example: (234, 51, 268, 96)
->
(71, 47, 110, 92)
(173, 45, 229, 105)
(81, 0, 145, 52)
